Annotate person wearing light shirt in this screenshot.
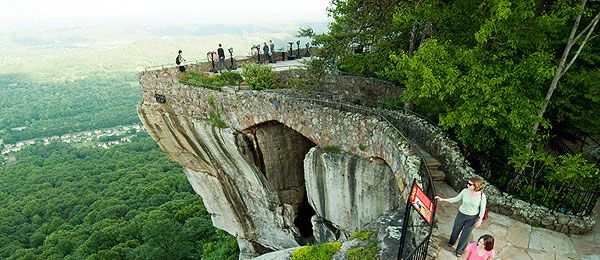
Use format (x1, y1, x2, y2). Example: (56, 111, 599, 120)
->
(435, 177, 487, 257)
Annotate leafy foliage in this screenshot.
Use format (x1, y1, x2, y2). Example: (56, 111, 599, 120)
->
(322, 145, 341, 154)
(0, 135, 239, 259)
(241, 63, 278, 90)
(0, 73, 140, 143)
(315, 0, 403, 76)
(179, 71, 243, 90)
(215, 71, 244, 87)
(207, 96, 228, 129)
(321, 0, 600, 207)
(349, 229, 371, 240)
(291, 242, 342, 260)
(346, 242, 378, 260)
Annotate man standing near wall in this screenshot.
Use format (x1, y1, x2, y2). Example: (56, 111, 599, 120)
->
(262, 42, 270, 65)
(217, 44, 225, 73)
(269, 40, 275, 63)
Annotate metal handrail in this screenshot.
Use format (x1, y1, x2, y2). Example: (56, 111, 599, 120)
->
(143, 56, 252, 72)
(143, 59, 205, 71)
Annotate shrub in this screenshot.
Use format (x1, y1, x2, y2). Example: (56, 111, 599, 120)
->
(214, 71, 243, 86)
(207, 96, 227, 128)
(346, 242, 378, 260)
(358, 144, 367, 151)
(322, 145, 341, 154)
(241, 63, 277, 90)
(349, 230, 371, 240)
(179, 72, 219, 90)
(511, 151, 599, 214)
(291, 242, 341, 260)
(179, 71, 243, 89)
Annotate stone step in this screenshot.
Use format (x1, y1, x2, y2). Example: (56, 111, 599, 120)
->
(429, 169, 446, 181)
(410, 143, 442, 170)
(425, 159, 441, 170)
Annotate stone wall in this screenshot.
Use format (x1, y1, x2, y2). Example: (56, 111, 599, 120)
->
(381, 109, 595, 234)
(321, 74, 402, 106)
(144, 57, 256, 74)
(137, 68, 429, 258)
(288, 73, 595, 234)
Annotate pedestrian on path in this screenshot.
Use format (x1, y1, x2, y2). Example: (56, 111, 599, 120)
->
(435, 177, 487, 257)
(464, 234, 495, 260)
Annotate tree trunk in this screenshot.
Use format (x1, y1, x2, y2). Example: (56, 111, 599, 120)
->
(404, 23, 421, 111)
(507, 0, 600, 191)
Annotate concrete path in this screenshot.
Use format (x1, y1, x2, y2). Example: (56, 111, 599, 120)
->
(434, 181, 600, 260)
(267, 58, 308, 71)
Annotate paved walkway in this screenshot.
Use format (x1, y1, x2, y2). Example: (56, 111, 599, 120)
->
(267, 58, 308, 71)
(434, 181, 600, 260)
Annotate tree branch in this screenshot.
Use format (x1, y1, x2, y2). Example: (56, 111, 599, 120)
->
(562, 13, 600, 77)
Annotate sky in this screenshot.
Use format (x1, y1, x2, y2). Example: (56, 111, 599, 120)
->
(0, 0, 331, 31)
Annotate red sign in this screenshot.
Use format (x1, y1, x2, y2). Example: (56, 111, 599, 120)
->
(410, 183, 435, 224)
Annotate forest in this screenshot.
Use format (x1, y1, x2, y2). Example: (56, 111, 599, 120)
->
(0, 134, 239, 259)
(0, 73, 141, 144)
(309, 0, 600, 211)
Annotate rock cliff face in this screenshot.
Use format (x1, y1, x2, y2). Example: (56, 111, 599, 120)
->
(137, 68, 423, 258)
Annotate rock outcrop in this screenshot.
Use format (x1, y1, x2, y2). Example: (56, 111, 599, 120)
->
(304, 147, 399, 234)
(137, 68, 424, 258)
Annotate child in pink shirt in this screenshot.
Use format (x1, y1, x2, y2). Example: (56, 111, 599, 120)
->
(465, 234, 495, 260)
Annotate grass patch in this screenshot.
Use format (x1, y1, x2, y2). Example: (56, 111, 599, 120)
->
(322, 145, 341, 154)
(291, 242, 342, 260)
(349, 230, 371, 240)
(207, 96, 228, 128)
(346, 242, 378, 260)
(179, 71, 243, 90)
(358, 144, 367, 151)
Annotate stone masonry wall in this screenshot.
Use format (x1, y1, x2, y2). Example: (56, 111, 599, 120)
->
(382, 109, 595, 234)
(138, 67, 423, 199)
(137, 67, 432, 257)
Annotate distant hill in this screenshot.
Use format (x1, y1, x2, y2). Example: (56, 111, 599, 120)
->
(0, 21, 329, 82)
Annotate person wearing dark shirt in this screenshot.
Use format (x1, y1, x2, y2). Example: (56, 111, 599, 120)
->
(263, 42, 270, 64)
(176, 50, 186, 72)
(217, 44, 225, 72)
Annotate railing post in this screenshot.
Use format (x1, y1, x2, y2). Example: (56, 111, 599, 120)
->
(398, 179, 416, 260)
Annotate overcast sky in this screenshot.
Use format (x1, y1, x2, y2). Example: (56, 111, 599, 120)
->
(0, 0, 331, 31)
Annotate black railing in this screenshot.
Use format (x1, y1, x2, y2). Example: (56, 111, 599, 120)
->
(401, 165, 437, 260)
(514, 178, 600, 216)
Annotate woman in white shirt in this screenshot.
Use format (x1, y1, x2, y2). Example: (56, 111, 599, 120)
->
(435, 177, 487, 257)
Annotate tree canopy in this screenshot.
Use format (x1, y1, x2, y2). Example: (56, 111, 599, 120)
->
(315, 0, 600, 206)
(0, 135, 239, 259)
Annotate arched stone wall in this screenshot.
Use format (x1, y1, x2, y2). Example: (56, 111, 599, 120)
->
(137, 70, 423, 257)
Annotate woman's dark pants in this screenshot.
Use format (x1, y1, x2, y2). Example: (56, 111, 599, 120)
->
(449, 211, 478, 254)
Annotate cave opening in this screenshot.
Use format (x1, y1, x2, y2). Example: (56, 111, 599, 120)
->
(238, 121, 317, 244)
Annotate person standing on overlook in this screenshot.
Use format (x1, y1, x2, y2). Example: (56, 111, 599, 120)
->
(217, 44, 225, 73)
(263, 42, 270, 64)
(176, 50, 186, 72)
(435, 177, 487, 257)
(269, 40, 275, 63)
